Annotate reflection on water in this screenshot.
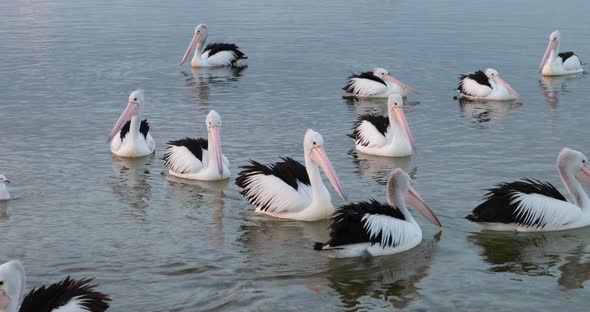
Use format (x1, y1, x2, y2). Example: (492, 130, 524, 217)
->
(538, 75, 581, 109)
(458, 98, 522, 127)
(109, 155, 154, 219)
(343, 97, 420, 117)
(181, 67, 246, 107)
(0, 201, 9, 221)
(351, 150, 416, 185)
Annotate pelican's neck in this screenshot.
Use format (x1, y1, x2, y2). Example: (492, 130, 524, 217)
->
(206, 128, 219, 169)
(304, 153, 331, 205)
(194, 40, 205, 61)
(387, 186, 416, 224)
(129, 114, 141, 141)
(0, 183, 9, 200)
(559, 166, 589, 210)
(388, 111, 399, 138)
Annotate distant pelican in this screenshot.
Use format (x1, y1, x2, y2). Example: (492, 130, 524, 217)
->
(236, 129, 349, 221)
(350, 94, 415, 157)
(343, 68, 419, 98)
(467, 148, 590, 232)
(163, 110, 230, 181)
(0, 260, 110, 312)
(106, 90, 155, 158)
(0, 175, 9, 200)
(179, 24, 247, 67)
(539, 31, 583, 76)
(457, 68, 522, 101)
(314, 169, 441, 257)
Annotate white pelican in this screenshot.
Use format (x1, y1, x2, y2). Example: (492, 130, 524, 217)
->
(350, 94, 415, 157)
(106, 90, 155, 158)
(0, 260, 110, 312)
(163, 110, 230, 181)
(179, 24, 247, 68)
(235, 129, 349, 221)
(467, 148, 590, 232)
(539, 31, 583, 76)
(343, 68, 419, 98)
(457, 68, 522, 101)
(314, 169, 441, 257)
(0, 175, 9, 200)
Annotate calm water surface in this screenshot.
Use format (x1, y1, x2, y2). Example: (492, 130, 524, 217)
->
(1, 0, 590, 310)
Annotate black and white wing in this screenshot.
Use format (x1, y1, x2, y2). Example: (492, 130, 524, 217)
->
(350, 114, 390, 147)
(19, 276, 110, 312)
(458, 70, 493, 98)
(558, 52, 583, 71)
(163, 138, 208, 174)
(111, 119, 152, 151)
(203, 42, 247, 66)
(343, 71, 389, 96)
(235, 157, 312, 213)
(467, 178, 581, 230)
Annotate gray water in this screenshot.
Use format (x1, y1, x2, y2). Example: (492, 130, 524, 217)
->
(1, 0, 590, 310)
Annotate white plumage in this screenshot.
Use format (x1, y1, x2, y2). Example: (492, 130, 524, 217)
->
(180, 24, 247, 68)
(539, 30, 583, 76)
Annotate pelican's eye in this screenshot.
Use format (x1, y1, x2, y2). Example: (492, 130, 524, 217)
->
(133, 98, 137, 101)
(583, 160, 586, 164)
(313, 141, 317, 146)
(0, 281, 4, 286)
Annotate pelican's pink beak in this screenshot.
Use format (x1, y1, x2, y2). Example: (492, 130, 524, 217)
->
(392, 106, 416, 152)
(576, 163, 590, 184)
(493, 75, 522, 100)
(180, 32, 200, 66)
(539, 39, 558, 72)
(310, 146, 349, 204)
(106, 101, 139, 144)
(406, 186, 441, 227)
(209, 126, 224, 176)
(0, 289, 11, 309)
(384, 75, 420, 94)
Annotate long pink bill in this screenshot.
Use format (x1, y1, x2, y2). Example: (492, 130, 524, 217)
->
(106, 101, 140, 144)
(406, 186, 441, 226)
(384, 75, 420, 94)
(539, 40, 557, 72)
(310, 147, 349, 204)
(576, 163, 590, 184)
(179, 33, 200, 66)
(493, 76, 522, 100)
(209, 126, 224, 176)
(392, 107, 416, 152)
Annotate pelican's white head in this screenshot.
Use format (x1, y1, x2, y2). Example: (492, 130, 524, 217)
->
(387, 169, 441, 226)
(0, 175, 10, 200)
(371, 68, 419, 94)
(106, 89, 144, 144)
(387, 94, 415, 152)
(484, 68, 522, 99)
(539, 30, 561, 72)
(558, 148, 590, 184)
(180, 24, 208, 65)
(549, 30, 560, 42)
(303, 129, 349, 203)
(0, 176, 8, 184)
(206, 110, 224, 176)
(0, 260, 26, 312)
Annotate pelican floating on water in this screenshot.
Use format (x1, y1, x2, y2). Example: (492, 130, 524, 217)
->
(163, 110, 230, 181)
(180, 24, 247, 68)
(457, 68, 522, 101)
(467, 148, 590, 232)
(235, 129, 349, 221)
(106, 90, 155, 158)
(539, 31, 583, 76)
(0, 175, 9, 200)
(350, 94, 415, 157)
(314, 169, 441, 257)
(0, 260, 110, 312)
(343, 68, 419, 98)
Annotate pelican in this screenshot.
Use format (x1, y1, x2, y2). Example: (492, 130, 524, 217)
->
(314, 169, 441, 257)
(235, 129, 349, 221)
(457, 68, 522, 101)
(179, 24, 247, 67)
(350, 94, 415, 157)
(343, 68, 419, 98)
(106, 90, 155, 158)
(0, 260, 110, 312)
(163, 110, 230, 181)
(467, 148, 590, 232)
(0, 176, 9, 200)
(539, 31, 583, 76)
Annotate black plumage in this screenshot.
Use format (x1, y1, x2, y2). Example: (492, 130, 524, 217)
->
(315, 200, 405, 250)
(350, 114, 389, 146)
(19, 276, 110, 312)
(458, 70, 491, 96)
(204, 42, 247, 65)
(343, 71, 386, 94)
(235, 157, 310, 212)
(163, 138, 208, 171)
(119, 119, 150, 140)
(558, 51, 576, 62)
(466, 178, 567, 226)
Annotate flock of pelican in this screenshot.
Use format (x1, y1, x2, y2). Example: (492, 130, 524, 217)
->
(0, 26, 586, 311)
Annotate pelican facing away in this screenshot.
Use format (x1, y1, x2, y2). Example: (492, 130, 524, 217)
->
(0, 175, 9, 200)
(350, 94, 415, 157)
(343, 68, 419, 98)
(106, 90, 155, 157)
(0, 260, 110, 312)
(457, 68, 522, 101)
(314, 169, 441, 257)
(539, 31, 583, 76)
(236, 129, 349, 221)
(467, 148, 590, 232)
(163, 110, 230, 181)
(180, 24, 247, 67)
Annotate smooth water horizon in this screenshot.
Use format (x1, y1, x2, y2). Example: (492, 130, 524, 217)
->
(1, 0, 590, 311)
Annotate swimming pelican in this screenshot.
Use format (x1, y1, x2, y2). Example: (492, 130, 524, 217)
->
(0, 260, 110, 312)
(350, 94, 415, 157)
(179, 24, 247, 67)
(0, 175, 9, 200)
(106, 90, 155, 158)
(457, 68, 522, 101)
(163, 110, 230, 181)
(235, 129, 349, 221)
(467, 148, 590, 232)
(314, 169, 441, 257)
(539, 31, 583, 76)
(343, 68, 419, 98)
